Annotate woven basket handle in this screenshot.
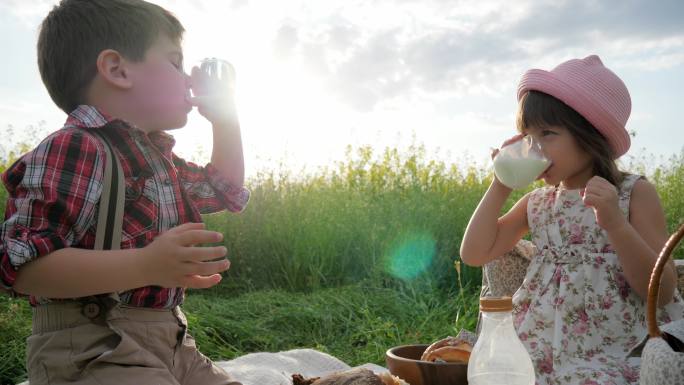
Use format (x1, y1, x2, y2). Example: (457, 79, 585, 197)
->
(647, 222, 684, 338)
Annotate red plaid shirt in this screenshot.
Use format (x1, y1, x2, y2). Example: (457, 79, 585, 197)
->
(0, 105, 249, 308)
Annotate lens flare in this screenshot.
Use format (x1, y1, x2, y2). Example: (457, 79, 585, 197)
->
(385, 232, 436, 280)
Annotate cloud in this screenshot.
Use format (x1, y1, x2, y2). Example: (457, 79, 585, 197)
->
(0, 0, 56, 26)
(6, 0, 683, 114)
(174, 0, 248, 13)
(268, 0, 683, 112)
(510, 0, 684, 41)
(270, 3, 524, 109)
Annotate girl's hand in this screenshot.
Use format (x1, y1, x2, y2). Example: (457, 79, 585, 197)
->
(581, 176, 626, 232)
(491, 134, 524, 189)
(190, 61, 237, 125)
(491, 134, 525, 160)
(502, 133, 525, 148)
(140, 222, 230, 289)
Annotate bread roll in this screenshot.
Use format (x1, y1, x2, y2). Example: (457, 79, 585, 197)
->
(421, 336, 473, 363)
(423, 345, 471, 363)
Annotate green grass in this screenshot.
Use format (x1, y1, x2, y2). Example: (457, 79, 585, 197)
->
(651, 152, 684, 236)
(0, 296, 31, 385)
(201, 145, 684, 296)
(184, 283, 480, 364)
(1, 143, 684, 384)
(201, 144, 528, 294)
(1, 144, 682, 294)
(0, 283, 480, 385)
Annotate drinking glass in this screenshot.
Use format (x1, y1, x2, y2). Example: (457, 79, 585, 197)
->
(493, 136, 550, 189)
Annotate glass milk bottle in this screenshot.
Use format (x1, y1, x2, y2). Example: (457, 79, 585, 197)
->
(467, 296, 535, 385)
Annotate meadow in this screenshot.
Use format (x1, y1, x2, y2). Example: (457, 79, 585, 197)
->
(0, 143, 682, 385)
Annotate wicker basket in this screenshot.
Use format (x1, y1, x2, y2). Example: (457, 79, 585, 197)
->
(640, 223, 684, 384)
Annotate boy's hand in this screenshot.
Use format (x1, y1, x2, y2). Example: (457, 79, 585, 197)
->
(190, 60, 237, 125)
(581, 176, 626, 232)
(140, 222, 230, 289)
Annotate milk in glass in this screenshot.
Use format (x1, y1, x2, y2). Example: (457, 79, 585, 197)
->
(493, 136, 549, 189)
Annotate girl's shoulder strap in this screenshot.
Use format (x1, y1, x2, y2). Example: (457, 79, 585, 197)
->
(620, 173, 642, 189)
(617, 173, 644, 216)
(528, 184, 555, 206)
(526, 185, 555, 231)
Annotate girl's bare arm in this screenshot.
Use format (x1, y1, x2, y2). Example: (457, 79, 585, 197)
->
(460, 179, 530, 266)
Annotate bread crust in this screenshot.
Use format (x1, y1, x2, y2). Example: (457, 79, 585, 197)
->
(421, 336, 472, 363)
(422, 345, 471, 363)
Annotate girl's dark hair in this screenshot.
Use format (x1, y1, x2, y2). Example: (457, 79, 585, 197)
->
(516, 90, 624, 186)
(37, 0, 185, 114)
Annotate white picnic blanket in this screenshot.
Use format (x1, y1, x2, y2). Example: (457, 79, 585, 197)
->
(218, 349, 387, 385)
(17, 349, 388, 385)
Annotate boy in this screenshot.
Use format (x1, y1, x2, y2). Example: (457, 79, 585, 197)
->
(0, 0, 247, 384)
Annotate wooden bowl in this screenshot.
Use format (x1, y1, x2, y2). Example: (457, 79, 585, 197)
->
(385, 344, 468, 385)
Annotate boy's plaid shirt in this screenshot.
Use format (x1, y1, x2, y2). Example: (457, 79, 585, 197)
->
(0, 105, 249, 308)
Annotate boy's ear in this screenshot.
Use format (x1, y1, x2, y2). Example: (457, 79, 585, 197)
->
(96, 49, 133, 89)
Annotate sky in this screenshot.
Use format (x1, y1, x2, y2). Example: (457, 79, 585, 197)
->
(0, 0, 683, 178)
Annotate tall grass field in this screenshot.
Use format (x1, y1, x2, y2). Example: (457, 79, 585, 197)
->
(0, 144, 683, 384)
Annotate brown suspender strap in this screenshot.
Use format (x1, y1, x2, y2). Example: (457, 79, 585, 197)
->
(91, 130, 124, 251)
(89, 130, 125, 303)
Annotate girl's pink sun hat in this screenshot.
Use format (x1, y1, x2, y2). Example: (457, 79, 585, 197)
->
(517, 55, 631, 158)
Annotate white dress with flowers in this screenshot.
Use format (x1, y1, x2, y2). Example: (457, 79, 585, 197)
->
(512, 174, 684, 385)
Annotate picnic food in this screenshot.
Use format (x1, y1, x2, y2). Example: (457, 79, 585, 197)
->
(420, 336, 473, 364)
(291, 368, 408, 385)
(377, 372, 410, 385)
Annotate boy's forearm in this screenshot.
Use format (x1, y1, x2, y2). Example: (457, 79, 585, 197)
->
(460, 179, 512, 265)
(211, 115, 244, 188)
(13, 247, 149, 298)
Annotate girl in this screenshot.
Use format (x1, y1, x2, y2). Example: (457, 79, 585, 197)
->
(460, 55, 684, 385)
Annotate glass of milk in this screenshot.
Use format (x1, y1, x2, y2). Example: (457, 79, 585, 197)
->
(199, 57, 235, 82)
(191, 57, 236, 98)
(493, 136, 550, 189)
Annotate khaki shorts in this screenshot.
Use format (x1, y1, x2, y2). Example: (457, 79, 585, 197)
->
(26, 299, 242, 385)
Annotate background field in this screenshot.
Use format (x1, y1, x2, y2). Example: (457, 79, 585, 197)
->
(1, 144, 682, 385)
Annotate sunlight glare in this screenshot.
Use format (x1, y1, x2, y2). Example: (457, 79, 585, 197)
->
(385, 232, 436, 280)
(169, 0, 358, 174)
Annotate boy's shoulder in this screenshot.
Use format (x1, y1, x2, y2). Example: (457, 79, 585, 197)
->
(37, 125, 108, 157)
(1, 124, 110, 197)
(8, 124, 108, 176)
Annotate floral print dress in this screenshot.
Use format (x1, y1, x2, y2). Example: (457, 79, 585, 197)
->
(512, 174, 684, 385)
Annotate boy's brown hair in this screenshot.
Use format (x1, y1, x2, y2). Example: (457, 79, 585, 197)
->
(516, 90, 624, 187)
(37, 0, 185, 114)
